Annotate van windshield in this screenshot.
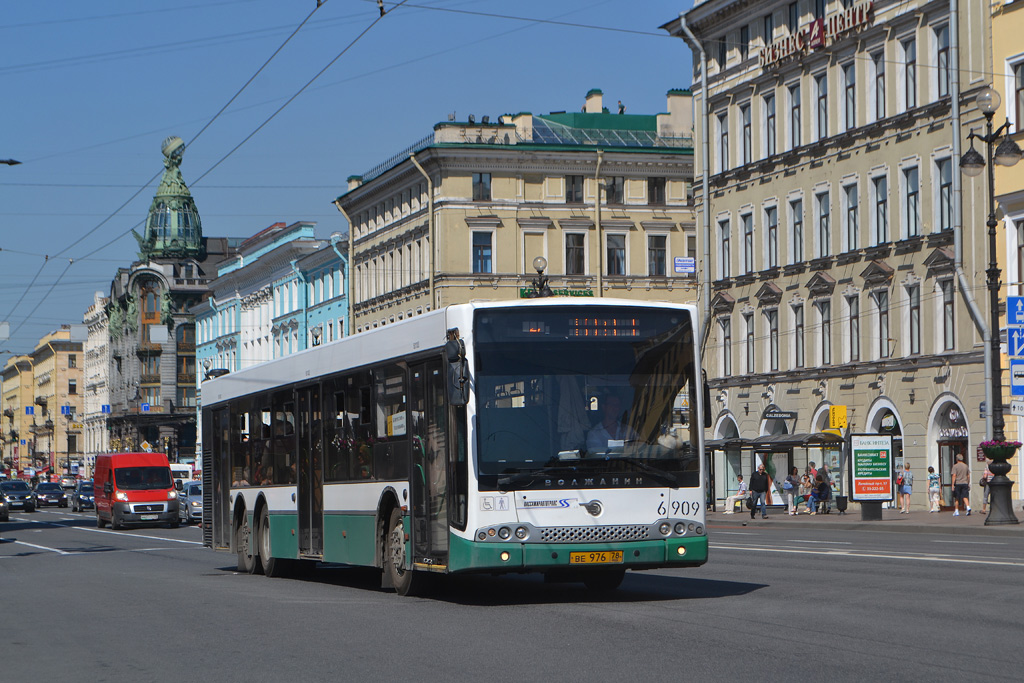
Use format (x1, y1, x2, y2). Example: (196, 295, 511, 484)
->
(114, 467, 172, 490)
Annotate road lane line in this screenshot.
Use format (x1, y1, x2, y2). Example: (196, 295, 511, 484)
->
(72, 526, 203, 545)
(7, 540, 70, 555)
(711, 543, 1024, 567)
(788, 539, 853, 544)
(932, 540, 1008, 545)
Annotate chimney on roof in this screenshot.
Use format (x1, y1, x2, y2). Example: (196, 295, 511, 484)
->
(347, 175, 363, 191)
(584, 89, 603, 114)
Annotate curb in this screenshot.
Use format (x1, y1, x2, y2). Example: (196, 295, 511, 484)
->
(708, 516, 1024, 537)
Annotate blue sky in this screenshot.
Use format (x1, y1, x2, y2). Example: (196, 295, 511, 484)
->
(0, 0, 694, 356)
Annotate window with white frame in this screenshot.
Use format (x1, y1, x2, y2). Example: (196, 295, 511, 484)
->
(720, 317, 732, 376)
(815, 73, 828, 141)
(765, 205, 779, 268)
(872, 174, 889, 244)
(901, 37, 917, 111)
(472, 231, 493, 273)
(719, 218, 732, 279)
(941, 279, 955, 350)
(740, 25, 750, 61)
(872, 51, 885, 121)
(790, 198, 804, 263)
(902, 165, 920, 238)
(936, 157, 953, 231)
(606, 234, 626, 275)
(847, 295, 860, 362)
(908, 284, 921, 355)
(764, 12, 775, 46)
(843, 62, 856, 131)
(789, 83, 802, 149)
(764, 93, 777, 157)
(565, 233, 586, 275)
(718, 111, 730, 173)
(935, 24, 950, 99)
(1015, 62, 1024, 133)
(766, 309, 779, 372)
(874, 290, 890, 359)
(741, 103, 752, 164)
(818, 300, 832, 365)
(744, 313, 755, 373)
(816, 191, 830, 257)
(794, 303, 805, 368)
(647, 235, 667, 276)
(844, 183, 859, 251)
(742, 213, 754, 274)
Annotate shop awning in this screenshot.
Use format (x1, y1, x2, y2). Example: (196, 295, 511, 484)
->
(705, 432, 844, 450)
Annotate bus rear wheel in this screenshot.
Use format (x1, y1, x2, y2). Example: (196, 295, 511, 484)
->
(258, 506, 289, 578)
(236, 516, 256, 574)
(582, 568, 625, 592)
(385, 508, 417, 596)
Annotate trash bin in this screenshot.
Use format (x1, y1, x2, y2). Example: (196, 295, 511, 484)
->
(835, 495, 848, 514)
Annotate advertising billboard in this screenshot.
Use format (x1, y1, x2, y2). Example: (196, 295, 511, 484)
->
(850, 434, 894, 502)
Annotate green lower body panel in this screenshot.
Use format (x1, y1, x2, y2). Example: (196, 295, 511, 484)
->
(447, 533, 708, 573)
(269, 512, 299, 560)
(322, 512, 378, 567)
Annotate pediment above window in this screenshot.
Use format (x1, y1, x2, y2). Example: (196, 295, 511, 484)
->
(923, 247, 955, 276)
(859, 260, 894, 288)
(805, 271, 837, 297)
(755, 281, 783, 307)
(712, 291, 736, 315)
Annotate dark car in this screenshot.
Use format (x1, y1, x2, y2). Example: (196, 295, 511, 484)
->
(178, 480, 202, 524)
(70, 480, 95, 512)
(34, 482, 68, 508)
(0, 480, 36, 512)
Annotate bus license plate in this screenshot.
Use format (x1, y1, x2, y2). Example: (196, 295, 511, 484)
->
(569, 551, 623, 565)
(140, 514, 158, 521)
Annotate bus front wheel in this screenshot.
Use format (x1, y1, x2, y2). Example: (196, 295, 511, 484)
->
(236, 516, 256, 574)
(385, 508, 417, 596)
(258, 507, 288, 578)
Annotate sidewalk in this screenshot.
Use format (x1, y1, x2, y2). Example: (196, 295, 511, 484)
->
(709, 505, 1024, 537)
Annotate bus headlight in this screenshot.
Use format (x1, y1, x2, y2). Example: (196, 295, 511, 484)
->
(515, 526, 528, 539)
(674, 522, 685, 535)
(677, 546, 687, 556)
(659, 522, 671, 535)
(497, 527, 511, 540)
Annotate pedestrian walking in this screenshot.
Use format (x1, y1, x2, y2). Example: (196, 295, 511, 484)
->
(783, 466, 800, 515)
(897, 461, 913, 513)
(927, 466, 941, 513)
(980, 459, 994, 514)
(950, 453, 971, 516)
(723, 475, 748, 513)
(748, 463, 770, 519)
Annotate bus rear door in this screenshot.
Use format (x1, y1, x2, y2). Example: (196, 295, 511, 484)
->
(297, 384, 324, 558)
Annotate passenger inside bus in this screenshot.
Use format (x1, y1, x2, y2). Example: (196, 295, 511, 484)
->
(586, 394, 638, 453)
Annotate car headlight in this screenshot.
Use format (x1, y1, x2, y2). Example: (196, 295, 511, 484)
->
(115, 491, 129, 502)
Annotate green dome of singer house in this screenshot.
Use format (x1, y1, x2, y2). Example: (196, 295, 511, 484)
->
(133, 136, 204, 261)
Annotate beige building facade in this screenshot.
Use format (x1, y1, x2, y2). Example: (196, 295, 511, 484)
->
(334, 89, 698, 333)
(668, 0, 1020, 511)
(26, 327, 84, 479)
(2, 355, 35, 477)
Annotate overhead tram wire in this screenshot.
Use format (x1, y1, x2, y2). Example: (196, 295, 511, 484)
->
(7, 1, 402, 336)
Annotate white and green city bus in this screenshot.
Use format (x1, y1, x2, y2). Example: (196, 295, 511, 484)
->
(201, 299, 709, 594)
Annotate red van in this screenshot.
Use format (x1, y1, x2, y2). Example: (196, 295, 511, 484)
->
(94, 452, 179, 529)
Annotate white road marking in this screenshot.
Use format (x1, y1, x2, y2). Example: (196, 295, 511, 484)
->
(7, 540, 69, 555)
(788, 539, 852, 544)
(711, 543, 1024, 568)
(72, 526, 203, 545)
(712, 531, 757, 535)
(932, 540, 1008, 545)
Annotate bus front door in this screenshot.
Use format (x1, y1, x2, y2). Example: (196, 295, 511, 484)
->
(410, 360, 449, 567)
(297, 385, 324, 558)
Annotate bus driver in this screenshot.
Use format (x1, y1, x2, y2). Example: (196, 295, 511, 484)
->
(586, 394, 638, 453)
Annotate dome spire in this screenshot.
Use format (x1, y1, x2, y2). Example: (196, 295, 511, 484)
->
(133, 136, 204, 260)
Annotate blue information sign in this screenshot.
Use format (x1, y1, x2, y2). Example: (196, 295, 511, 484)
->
(1008, 296, 1024, 327)
(1011, 359, 1024, 397)
(141, 403, 151, 412)
(61, 405, 72, 416)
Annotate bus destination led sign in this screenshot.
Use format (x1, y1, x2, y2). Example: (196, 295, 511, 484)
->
(759, 1, 873, 68)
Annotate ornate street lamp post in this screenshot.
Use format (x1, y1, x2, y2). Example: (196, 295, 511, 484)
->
(960, 86, 1022, 525)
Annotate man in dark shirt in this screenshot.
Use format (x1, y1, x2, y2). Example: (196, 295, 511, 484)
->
(749, 464, 770, 519)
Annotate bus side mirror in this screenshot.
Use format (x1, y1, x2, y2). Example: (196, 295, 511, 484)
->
(703, 370, 712, 429)
(445, 338, 469, 407)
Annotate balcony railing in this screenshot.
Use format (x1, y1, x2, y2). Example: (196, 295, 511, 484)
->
(177, 342, 195, 353)
(177, 373, 197, 384)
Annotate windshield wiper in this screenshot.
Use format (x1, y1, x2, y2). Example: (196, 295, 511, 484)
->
(580, 456, 678, 488)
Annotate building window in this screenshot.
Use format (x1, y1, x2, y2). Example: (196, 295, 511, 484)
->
(565, 233, 586, 275)
(720, 317, 732, 376)
(814, 0, 825, 18)
(937, 158, 953, 231)
(848, 295, 860, 362)
(902, 37, 917, 110)
(815, 73, 828, 141)
(764, 12, 775, 45)
(472, 172, 491, 201)
(817, 191, 830, 258)
(873, 175, 889, 244)
(764, 94, 777, 158)
(606, 176, 624, 204)
(566, 175, 584, 203)
(718, 34, 727, 70)
(844, 183, 859, 251)
(472, 232, 492, 274)
(177, 386, 197, 408)
(648, 235, 667, 276)
(790, 198, 804, 263)
(935, 24, 950, 99)
(740, 25, 750, 61)
(741, 103, 752, 164)
(68, 354, 77, 369)
(69, 379, 77, 395)
(142, 386, 161, 407)
(1016, 63, 1024, 132)
(719, 219, 732, 279)
(789, 83, 802, 149)
(875, 290, 890, 359)
(606, 235, 626, 275)
(794, 304, 805, 368)
(767, 309, 779, 372)
(844, 62, 856, 131)
(742, 213, 754, 274)
(68, 434, 79, 454)
(903, 166, 920, 238)
(648, 177, 666, 206)
(788, 2, 799, 33)
(766, 206, 778, 268)
(873, 51, 886, 121)
(909, 284, 921, 355)
(718, 112, 729, 173)
(941, 279, 955, 350)
(819, 300, 832, 365)
(745, 312, 755, 373)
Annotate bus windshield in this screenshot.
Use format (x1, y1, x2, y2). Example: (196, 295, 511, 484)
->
(473, 306, 700, 489)
(114, 466, 173, 491)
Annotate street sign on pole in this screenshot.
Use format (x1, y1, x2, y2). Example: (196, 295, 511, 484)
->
(1011, 359, 1024, 397)
(1007, 296, 1024, 326)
